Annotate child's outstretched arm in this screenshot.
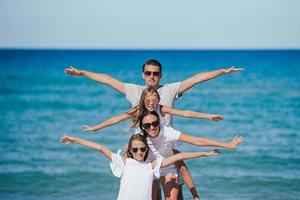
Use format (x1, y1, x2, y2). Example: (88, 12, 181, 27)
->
(61, 135, 113, 160)
(83, 108, 137, 132)
(161, 106, 223, 122)
(179, 134, 244, 149)
(155, 150, 220, 168)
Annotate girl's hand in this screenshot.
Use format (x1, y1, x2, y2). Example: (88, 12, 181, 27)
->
(207, 149, 221, 156)
(82, 125, 94, 132)
(226, 135, 244, 149)
(64, 66, 82, 76)
(209, 115, 224, 121)
(61, 135, 77, 144)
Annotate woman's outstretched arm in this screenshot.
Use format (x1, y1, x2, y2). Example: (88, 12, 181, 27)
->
(161, 106, 223, 122)
(83, 108, 137, 132)
(178, 134, 244, 149)
(153, 150, 220, 168)
(61, 135, 113, 160)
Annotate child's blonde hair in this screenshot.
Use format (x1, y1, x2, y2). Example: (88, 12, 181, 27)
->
(130, 86, 160, 129)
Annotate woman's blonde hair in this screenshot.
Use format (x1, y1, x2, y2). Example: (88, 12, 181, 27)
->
(130, 86, 160, 129)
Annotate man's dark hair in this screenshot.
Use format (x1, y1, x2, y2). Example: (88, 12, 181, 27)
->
(142, 59, 162, 72)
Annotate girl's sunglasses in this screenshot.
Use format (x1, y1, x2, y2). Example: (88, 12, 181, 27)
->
(144, 71, 160, 76)
(131, 147, 147, 153)
(142, 120, 160, 129)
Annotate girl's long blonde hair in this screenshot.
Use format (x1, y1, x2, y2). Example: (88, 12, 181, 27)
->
(130, 86, 160, 129)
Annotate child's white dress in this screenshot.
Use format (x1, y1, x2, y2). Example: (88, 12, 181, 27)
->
(110, 151, 163, 200)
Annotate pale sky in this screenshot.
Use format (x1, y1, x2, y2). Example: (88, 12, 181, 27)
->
(1, 0, 299, 49)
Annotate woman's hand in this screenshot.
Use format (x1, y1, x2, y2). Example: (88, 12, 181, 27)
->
(225, 135, 244, 149)
(61, 135, 77, 144)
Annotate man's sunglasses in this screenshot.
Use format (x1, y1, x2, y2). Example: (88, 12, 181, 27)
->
(144, 71, 160, 76)
(142, 120, 160, 129)
(131, 147, 147, 153)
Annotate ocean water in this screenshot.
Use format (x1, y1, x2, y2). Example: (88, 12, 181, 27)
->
(0, 50, 300, 200)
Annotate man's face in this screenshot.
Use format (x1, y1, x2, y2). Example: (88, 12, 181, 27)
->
(141, 114, 160, 138)
(142, 65, 161, 87)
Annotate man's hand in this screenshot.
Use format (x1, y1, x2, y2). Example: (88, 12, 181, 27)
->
(223, 66, 244, 74)
(64, 66, 83, 76)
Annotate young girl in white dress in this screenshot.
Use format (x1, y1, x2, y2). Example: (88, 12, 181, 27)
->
(61, 134, 219, 200)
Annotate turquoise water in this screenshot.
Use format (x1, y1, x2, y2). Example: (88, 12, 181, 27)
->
(1, 50, 300, 200)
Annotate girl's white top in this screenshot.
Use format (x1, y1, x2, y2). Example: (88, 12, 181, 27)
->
(110, 151, 163, 200)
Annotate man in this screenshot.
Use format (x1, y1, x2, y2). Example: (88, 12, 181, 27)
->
(65, 59, 243, 199)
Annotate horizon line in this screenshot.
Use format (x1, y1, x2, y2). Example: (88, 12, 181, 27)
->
(0, 47, 300, 51)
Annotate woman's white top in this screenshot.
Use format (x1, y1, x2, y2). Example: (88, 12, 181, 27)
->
(110, 151, 163, 200)
(147, 125, 181, 176)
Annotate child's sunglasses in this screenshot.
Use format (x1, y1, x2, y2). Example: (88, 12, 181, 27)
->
(131, 147, 147, 153)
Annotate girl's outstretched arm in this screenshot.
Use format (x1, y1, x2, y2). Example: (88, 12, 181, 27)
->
(61, 135, 113, 160)
(178, 134, 244, 149)
(83, 108, 137, 132)
(153, 150, 220, 168)
(161, 106, 223, 122)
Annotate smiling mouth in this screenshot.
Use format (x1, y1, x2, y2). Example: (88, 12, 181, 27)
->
(149, 129, 158, 135)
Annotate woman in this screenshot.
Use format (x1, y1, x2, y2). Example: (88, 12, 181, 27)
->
(138, 111, 244, 200)
(61, 134, 219, 200)
(83, 86, 223, 200)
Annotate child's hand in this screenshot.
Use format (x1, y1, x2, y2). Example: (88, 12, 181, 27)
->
(208, 149, 221, 156)
(209, 115, 224, 121)
(61, 135, 77, 144)
(226, 135, 244, 149)
(82, 125, 94, 132)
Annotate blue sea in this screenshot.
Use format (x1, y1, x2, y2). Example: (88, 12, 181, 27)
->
(1, 50, 300, 200)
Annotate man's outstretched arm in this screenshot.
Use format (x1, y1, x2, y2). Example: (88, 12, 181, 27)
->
(179, 66, 244, 94)
(65, 66, 126, 94)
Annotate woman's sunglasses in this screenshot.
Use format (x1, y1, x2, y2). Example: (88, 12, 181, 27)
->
(142, 120, 160, 129)
(144, 71, 160, 77)
(131, 147, 147, 153)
